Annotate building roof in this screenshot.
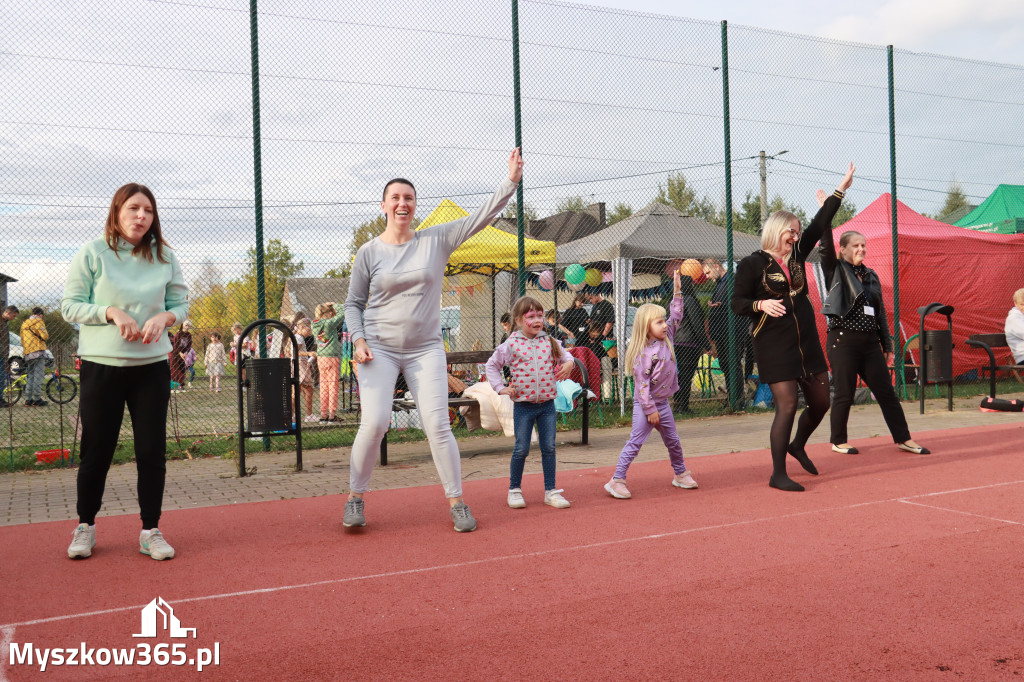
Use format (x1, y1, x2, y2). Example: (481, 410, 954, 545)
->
(281, 277, 349, 322)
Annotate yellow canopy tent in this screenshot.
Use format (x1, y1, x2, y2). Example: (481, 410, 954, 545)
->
(417, 199, 556, 274)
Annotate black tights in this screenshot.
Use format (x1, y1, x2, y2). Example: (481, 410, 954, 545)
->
(768, 372, 830, 479)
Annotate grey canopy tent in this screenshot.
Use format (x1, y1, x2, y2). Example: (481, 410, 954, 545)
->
(557, 201, 762, 413)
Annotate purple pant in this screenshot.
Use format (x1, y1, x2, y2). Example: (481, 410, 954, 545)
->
(613, 399, 687, 480)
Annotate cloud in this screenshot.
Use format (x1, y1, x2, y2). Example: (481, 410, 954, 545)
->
(819, 0, 1024, 59)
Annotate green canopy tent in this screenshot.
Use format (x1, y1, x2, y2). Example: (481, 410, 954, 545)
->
(954, 184, 1024, 234)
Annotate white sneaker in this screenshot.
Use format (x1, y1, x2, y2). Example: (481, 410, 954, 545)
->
(507, 488, 526, 509)
(68, 523, 95, 559)
(544, 489, 571, 509)
(304, 414, 319, 423)
(672, 471, 699, 489)
(139, 529, 175, 560)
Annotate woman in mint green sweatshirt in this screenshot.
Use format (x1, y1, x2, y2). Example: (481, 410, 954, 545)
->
(61, 184, 188, 562)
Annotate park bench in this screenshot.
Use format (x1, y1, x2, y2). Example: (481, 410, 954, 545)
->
(380, 350, 591, 465)
(966, 333, 1024, 399)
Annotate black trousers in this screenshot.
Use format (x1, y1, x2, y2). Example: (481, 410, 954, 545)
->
(77, 359, 170, 529)
(826, 329, 910, 445)
(673, 345, 703, 411)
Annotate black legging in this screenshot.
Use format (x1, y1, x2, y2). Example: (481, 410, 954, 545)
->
(768, 371, 830, 479)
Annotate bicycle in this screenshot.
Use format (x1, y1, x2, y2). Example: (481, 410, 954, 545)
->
(2, 366, 78, 405)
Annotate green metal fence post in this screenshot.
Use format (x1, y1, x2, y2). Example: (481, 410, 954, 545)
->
(512, 0, 526, 296)
(887, 46, 901, 393)
(721, 21, 741, 411)
(250, 0, 269, 450)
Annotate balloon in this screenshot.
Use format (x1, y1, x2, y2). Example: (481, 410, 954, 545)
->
(568, 280, 586, 291)
(679, 259, 703, 280)
(665, 259, 683, 277)
(584, 268, 602, 287)
(538, 270, 554, 291)
(564, 264, 586, 285)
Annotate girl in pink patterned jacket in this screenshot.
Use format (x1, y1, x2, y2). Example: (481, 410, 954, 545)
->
(605, 271, 698, 499)
(486, 296, 575, 510)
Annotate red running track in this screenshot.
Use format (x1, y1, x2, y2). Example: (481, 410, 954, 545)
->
(2, 422, 1023, 680)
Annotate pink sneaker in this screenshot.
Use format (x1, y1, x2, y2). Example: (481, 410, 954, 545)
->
(672, 471, 698, 489)
(604, 478, 631, 499)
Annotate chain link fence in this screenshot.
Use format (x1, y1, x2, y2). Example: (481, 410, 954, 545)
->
(2, 1, 1022, 464)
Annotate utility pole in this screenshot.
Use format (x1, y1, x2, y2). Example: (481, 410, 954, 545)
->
(759, 149, 787, 224)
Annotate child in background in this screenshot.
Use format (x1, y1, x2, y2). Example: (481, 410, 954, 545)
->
(578, 320, 614, 400)
(184, 346, 196, 389)
(545, 309, 570, 342)
(486, 296, 576, 509)
(294, 318, 317, 422)
(605, 271, 698, 499)
(204, 332, 226, 392)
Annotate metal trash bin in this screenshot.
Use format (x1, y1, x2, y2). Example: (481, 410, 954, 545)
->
(244, 357, 292, 432)
(922, 329, 953, 383)
(917, 302, 955, 414)
(236, 319, 303, 477)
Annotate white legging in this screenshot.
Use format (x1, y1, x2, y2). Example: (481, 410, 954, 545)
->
(349, 343, 462, 498)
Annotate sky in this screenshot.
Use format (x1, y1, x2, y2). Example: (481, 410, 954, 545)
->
(585, 0, 1024, 65)
(1, 0, 1022, 306)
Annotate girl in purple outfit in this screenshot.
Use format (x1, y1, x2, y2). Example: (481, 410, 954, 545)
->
(605, 271, 698, 499)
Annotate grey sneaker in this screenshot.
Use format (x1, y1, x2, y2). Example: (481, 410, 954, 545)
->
(450, 502, 477, 532)
(68, 523, 95, 559)
(139, 529, 175, 560)
(343, 498, 366, 527)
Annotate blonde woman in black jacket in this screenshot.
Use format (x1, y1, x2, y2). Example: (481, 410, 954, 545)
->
(732, 163, 855, 492)
(819, 219, 929, 456)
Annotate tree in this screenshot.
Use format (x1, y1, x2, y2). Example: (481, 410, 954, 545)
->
(655, 172, 721, 224)
(191, 261, 222, 293)
(323, 266, 350, 278)
(241, 238, 304, 320)
(350, 215, 386, 260)
(655, 173, 697, 214)
(934, 182, 968, 222)
(554, 196, 588, 213)
(187, 283, 231, 337)
(607, 202, 633, 225)
(731, 192, 808, 236)
(834, 198, 857, 227)
(502, 200, 538, 223)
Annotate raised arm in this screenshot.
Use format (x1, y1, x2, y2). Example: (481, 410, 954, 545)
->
(797, 163, 855, 259)
(443, 149, 522, 249)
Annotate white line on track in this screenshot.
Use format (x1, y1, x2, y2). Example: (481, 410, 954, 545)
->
(3, 479, 1023, 634)
(898, 499, 1024, 526)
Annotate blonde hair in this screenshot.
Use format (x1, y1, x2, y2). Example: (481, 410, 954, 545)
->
(1013, 288, 1024, 307)
(624, 303, 676, 371)
(314, 303, 335, 319)
(511, 295, 561, 361)
(761, 210, 801, 256)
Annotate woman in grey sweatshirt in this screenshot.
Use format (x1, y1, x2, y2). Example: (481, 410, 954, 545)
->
(343, 149, 523, 532)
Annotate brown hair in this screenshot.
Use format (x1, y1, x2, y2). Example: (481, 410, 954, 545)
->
(511, 295, 561, 362)
(104, 183, 169, 263)
(838, 230, 865, 249)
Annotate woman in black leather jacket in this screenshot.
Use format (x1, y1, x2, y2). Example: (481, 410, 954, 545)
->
(820, 224, 929, 456)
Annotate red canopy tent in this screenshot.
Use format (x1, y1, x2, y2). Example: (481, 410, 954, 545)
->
(806, 194, 1024, 379)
